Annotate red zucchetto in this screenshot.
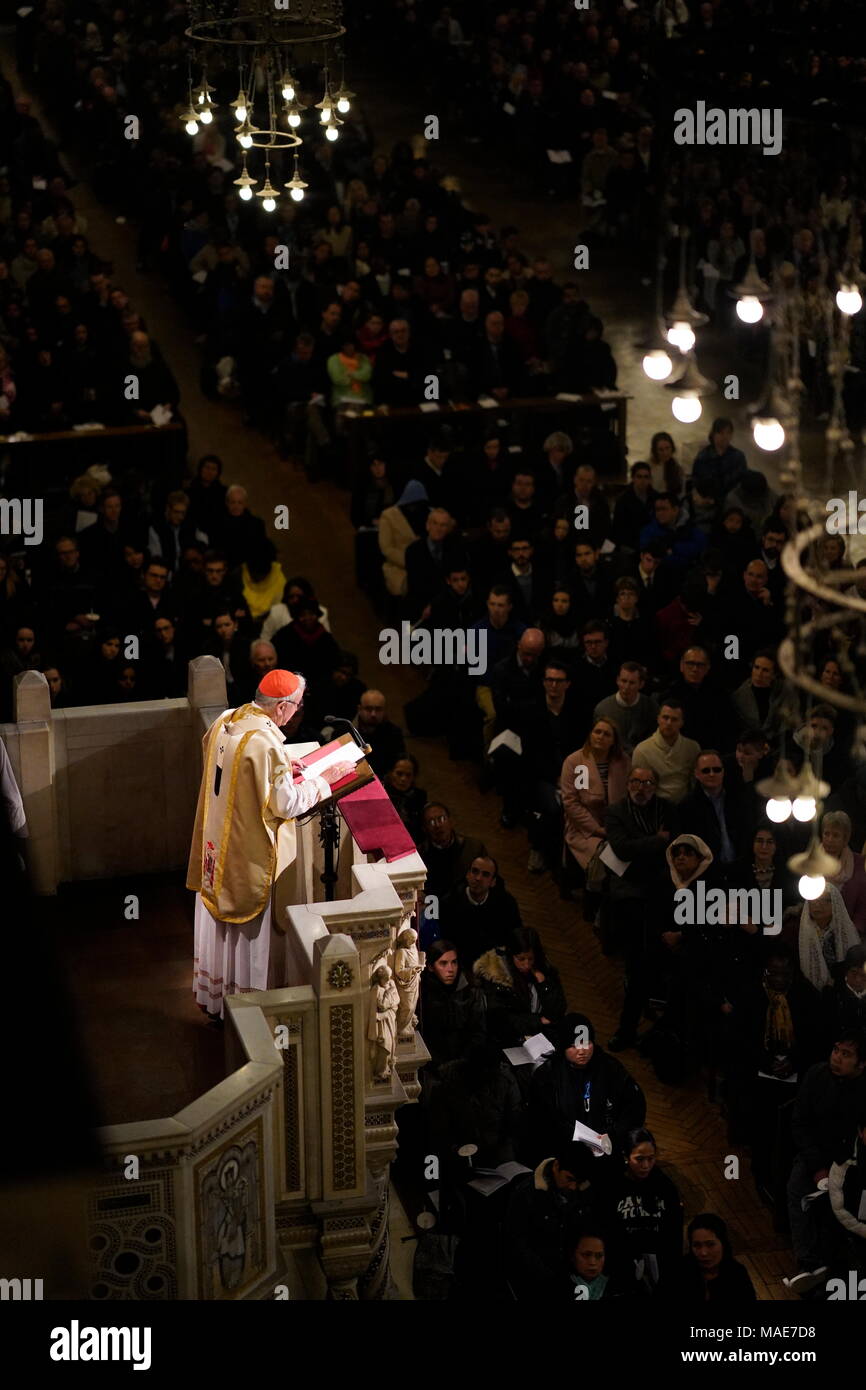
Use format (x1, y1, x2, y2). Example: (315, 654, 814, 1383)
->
(258, 669, 302, 699)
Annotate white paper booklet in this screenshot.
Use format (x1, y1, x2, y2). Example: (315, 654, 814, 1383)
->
(573, 1121, 612, 1157)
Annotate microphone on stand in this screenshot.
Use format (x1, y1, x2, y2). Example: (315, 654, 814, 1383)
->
(323, 715, 370, 753)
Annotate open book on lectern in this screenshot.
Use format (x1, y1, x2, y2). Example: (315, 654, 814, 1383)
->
(291, 731, 374, 805)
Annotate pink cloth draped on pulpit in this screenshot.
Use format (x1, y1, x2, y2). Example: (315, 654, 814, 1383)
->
(339, 775, 417, 861)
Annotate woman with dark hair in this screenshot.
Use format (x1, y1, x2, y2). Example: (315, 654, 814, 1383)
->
(540, 587, 580, 651)
(383, 755, 428, 843)
(472, 927, 567, 1047)
(710, 506, 757, 576)
(659, 1212, 757, 1302)
(419, 939, 487, 1075)
(649, 431, 684, 498)
(185, 454, 227, 536)
(726, 826, 800, 911)
(79, 628, 124, 704)
(599, 1127, 684, 1291)
(562, 1226, 633, 1301)
(528, 1012, 646, 1161)
(351, 453, 396, 595)
(261, 574, 330, 644)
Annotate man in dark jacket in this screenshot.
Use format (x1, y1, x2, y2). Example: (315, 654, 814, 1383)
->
(605, 768, 676, 1050)
(675, 750, 754, 867)
(504, 1143, 599, 1300)
(355, 689, 406, 776)
(784, 1031, 866, 1291)
(419, 803, 487, 904)
(529, 1013, 646, 1161)
(438, 855, 522, 963)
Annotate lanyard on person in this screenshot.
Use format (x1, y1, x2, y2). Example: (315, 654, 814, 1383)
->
(584, 1081, 591, 1113)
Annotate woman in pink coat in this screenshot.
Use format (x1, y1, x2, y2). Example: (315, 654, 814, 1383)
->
(561, 717, 630, 892)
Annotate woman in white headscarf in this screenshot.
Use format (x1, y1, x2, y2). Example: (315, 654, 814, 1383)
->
(798, 884, 860, 993)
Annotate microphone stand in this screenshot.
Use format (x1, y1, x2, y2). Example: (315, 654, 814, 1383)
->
(318, 717, 370, 901)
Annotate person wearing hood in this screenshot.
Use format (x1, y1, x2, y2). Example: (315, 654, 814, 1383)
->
(377, 479, 428, 599)
(504, 1141, 600, 1301)
(473, 927, 567, 1047)
(528, 1012, 646, 1163)
(798, 885, 861, 994)
(659, 834, 756, 1076)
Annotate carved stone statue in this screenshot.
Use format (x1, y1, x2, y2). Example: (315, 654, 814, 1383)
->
(393, 927, 424, 1038)
(367, 964, 399, 1081)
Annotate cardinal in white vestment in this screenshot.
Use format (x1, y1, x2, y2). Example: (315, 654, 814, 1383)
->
(187, 668, 353, 1018)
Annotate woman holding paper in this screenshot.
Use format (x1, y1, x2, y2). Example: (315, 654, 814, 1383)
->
(528, 1012, 646, 1163)
(561, 718, 629, 916)
(473, 928, 567, 1048)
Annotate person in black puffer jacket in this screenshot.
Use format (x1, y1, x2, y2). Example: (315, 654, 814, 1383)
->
(472, 927, 567, 1048)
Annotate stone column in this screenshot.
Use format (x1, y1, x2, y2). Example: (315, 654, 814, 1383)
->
(187, 656, 227, 755)
(11, 670, 59, 894)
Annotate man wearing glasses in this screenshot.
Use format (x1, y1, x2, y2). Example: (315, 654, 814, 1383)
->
(665, 646, 735, 751)
(188, 668, 353, 1019)
(604, 767, 676, 1051)
(675, 750, 752, 865)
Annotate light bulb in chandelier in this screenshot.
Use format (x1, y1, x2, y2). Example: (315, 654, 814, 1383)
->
(184, 107, 199, 136)
(280, 72, 296, 102)
(236, 117, 256, 150)
(671, 392, 702, 424)
(334, 83, 355, 115)
(325, 123, 339, 142)
(231, 91, 248, 124)
(256, 175, 279, 213)
(199, 106, 213, 125)
(316, 91, 335, 124)
(284, 161, 308, 204)
(799, 873, 825, 900)
(642, 348, 673, 381)
(836, 282, 863, 316)
(233, 164, 256, 203)
(736, 294, 764, 324)
(792, 795, 817, 822)
(766, 797, 792, 824)
(666, 320, 695, 352)
(752, 416, 785, 452)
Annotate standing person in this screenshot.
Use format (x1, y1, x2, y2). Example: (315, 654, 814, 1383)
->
(561, 717, 630, 909)
(821, 812, 866, 936)
(604, 767, 676, 1050)
(187, 670, 353, 1019)
(631, 700, 700, 805)
(784, 1032, 866, 1292)
(798, 887, 861, 994)
(658, 1213, 757, 1303)
(528, 1012, 646, 1162)
(690, 418, 748, 505)
(600, 1127, 684, 1292)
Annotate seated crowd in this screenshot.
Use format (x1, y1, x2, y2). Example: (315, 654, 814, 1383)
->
(6, 0, 865, 1305)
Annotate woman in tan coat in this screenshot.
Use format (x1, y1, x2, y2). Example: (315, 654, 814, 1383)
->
(377, 480, 428, 598)
(561, 717, 630, 871)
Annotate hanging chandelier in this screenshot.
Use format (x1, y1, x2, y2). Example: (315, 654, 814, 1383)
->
(184, 0, 354, 208)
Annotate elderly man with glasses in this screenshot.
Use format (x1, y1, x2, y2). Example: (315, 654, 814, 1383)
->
(604, 765, 676, 1051)
(187, 669, 354, 1020)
